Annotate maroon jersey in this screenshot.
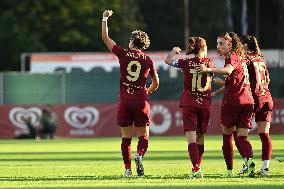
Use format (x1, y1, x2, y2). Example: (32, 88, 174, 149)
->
(178, 57, 214, 110)
(246, 53, 272, 104)
(112, 45, 157, 100)
(222, 54, 254, 107)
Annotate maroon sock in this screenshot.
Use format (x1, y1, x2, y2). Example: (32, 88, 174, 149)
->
(188, 143, 199, 169)
(237, 136, 253, 159)
(137, 136, 148, 156)
(259, 133, 272, 160)
(197, 144, 204, 166)
(233, 131, 244, 158)
(222, 134, 233, 170)
(121, 138, 132, 169)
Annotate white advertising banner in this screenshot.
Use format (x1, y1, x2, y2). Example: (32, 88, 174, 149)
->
(28, 50, 284, 73)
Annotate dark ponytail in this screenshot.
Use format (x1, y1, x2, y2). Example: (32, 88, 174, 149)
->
(240, 35, 262, 55)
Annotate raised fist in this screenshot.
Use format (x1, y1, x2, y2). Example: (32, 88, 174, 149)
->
(103, 10, 113, 17)
(172, 47, 181, 54)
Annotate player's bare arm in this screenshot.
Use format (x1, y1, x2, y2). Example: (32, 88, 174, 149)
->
(195, 64, 234, 75)
(213, 77, 225, 86)
(165, 47, 181, 65)
(147, 73, 159, 94)
(101, 10, 116, 52)
(211, 86, 225, 97)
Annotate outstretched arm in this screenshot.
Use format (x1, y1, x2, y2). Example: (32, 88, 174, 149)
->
(195, 64, 234, 75)
(165, 47, 181, 65)
(102, 10, 116, 52)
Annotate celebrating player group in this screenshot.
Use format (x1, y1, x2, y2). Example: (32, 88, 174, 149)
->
(101, 10, 273, 178)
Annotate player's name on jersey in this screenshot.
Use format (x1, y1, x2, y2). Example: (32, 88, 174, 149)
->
(126, 52, 146, 60)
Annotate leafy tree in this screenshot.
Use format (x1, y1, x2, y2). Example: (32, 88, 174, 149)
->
(138, 0, 230, 51)
(0, 0, 144, 71)
(0, 0, 283, 71)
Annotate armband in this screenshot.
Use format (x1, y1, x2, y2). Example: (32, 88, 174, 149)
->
(172, 60, 180, 68)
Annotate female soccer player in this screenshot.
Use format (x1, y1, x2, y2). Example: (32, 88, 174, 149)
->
(165, 37, 214, 178)
(238, 35, 273, 176)
(101, 10, 159, 177)
(195, 32, 256, 177)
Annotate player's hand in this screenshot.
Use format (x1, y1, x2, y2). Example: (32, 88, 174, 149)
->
(195, 64, 208, 73)
(103, 10, 113, 17)
(213, 77, 225, 86)
(172, 47, 181, 54)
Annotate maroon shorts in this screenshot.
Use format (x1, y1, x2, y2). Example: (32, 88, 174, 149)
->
(254, 101, 273, 122)
(182, 106, 210, 133)
(221, 104, 254, 129)
(117, 98, 150, 127)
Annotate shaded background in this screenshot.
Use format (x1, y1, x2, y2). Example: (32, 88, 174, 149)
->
(0, 0, 283, 71)
(0, 0, 284, 138)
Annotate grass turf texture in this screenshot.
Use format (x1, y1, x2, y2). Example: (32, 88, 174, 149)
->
(0, 135, 283, 189)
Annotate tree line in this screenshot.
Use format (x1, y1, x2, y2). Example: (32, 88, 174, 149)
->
(0, 0, 283, 71)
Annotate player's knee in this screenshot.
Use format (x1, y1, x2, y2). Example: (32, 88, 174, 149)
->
(237, 128, 249, 137)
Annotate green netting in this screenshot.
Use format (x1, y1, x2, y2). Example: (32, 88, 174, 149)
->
(2, 68, 283, 105)
(3, 73, 62, 105)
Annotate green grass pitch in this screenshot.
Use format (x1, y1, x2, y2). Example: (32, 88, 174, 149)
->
(0, 135, 283, 189)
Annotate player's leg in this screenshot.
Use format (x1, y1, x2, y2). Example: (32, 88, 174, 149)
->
(233, 126, 250, 176)
(186, 131, 199, 168)
(237, 104, 255, 177)
(120, 126, 133, 177)
(183, 107, 202, 178)
(256, 101, 273, 175)
(233, 127, 243, 158)
(134, 126, 149, 176)
(237, 128, 255, 177)
(133, 100, 151, 176)
(196, 133, 204, 167)
(221, 125, 234, 178)
(257, 121, 271, 175)
(196, 108, 210, 169)
(118, 99, 134, 176)
(235, 125, 249, 175)
(186, 131, 203, 178)
(136, 126, 149, 156)
(221, 106, 238, 177)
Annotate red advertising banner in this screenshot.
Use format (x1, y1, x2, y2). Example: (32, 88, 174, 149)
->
(0, 99, 284, 139)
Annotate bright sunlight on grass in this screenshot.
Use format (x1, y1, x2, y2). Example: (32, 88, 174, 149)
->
(0, 135, 283, 189)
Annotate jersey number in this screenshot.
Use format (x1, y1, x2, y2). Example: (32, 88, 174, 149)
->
(190, 69, 210, 92)
(242, 62, 250, 84)
(126, 61, 141, 82)
(253, 61, 269, 85)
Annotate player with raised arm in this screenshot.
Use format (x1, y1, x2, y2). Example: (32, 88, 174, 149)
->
(195, 32, 256, 178)
(236, 35, 273, 176)
(165, 37, 214, 178)
(102, 10, 159, 177)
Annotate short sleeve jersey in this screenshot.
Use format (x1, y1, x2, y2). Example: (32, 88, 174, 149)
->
(178, 57, 214, 110)
(246, 53, 272, 104)
(222, 54, 254, 107)
(112, 45, 157, 100)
